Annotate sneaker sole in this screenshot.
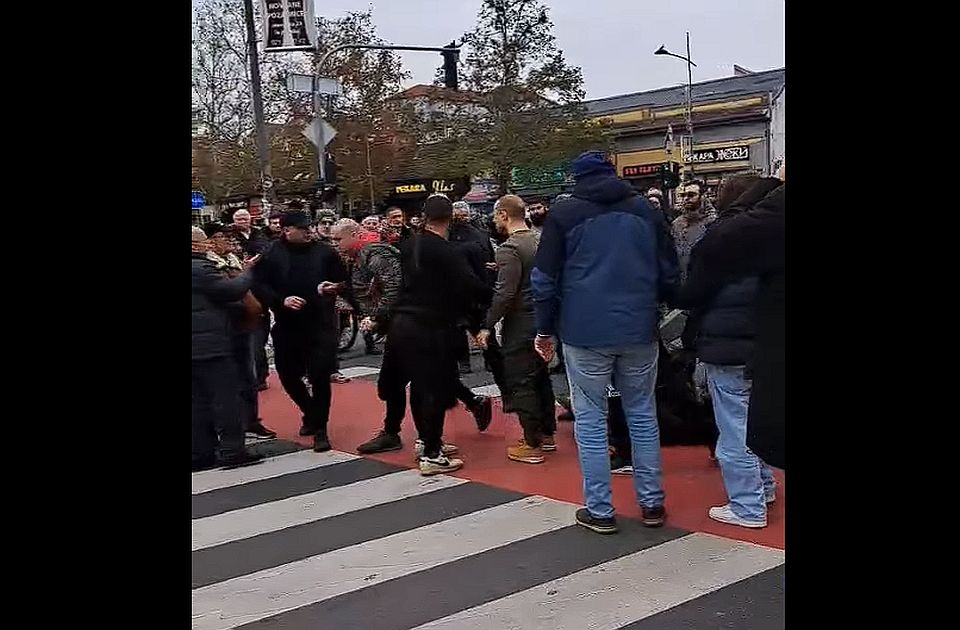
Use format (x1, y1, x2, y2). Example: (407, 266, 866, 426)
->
(576, 518, 618, 535)
(540, 444, 557, 452)
(641, 511, 666, 528)
(420, 462, 463, 476)
(708, 511, 766, 529)
(611, 467, 633, 475)
(414, 447, 459, 460)
(245, 434, 278, 441)
(507, 453, 545, 464)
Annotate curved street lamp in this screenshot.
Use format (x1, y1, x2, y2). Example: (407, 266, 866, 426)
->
(655, 33, 696, 175)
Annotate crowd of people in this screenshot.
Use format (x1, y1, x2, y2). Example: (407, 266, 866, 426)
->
(191, 151, 785, 534)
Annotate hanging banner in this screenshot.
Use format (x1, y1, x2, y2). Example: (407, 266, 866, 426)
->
(260, 0, 317, 52)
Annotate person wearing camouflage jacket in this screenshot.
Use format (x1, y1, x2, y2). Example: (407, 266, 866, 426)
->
(330, 219, 402, 331)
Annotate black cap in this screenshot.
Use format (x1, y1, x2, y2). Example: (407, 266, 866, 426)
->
(280, 210, 311, 228)
(422, 194, 453, 220)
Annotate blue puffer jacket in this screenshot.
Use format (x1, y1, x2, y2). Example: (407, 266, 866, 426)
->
(695, 276, 759, 365)
(531, 153, 679, 347)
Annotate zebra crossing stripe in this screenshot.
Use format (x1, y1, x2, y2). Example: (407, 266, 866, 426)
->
(192, 470, 466, 551)
(191, 450, 356, 495)
(191, 452, 784, 630)
(413, 534, 784, 630)
(192, 496, 577, 630)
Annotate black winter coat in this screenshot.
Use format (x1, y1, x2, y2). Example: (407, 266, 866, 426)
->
(251, 239, 347, 338)
(692, 276, 760, 365)
(192, 253, 253, 360)
(684, 181, 785, 469)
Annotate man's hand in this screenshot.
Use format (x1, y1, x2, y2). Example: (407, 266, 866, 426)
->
(475, 329, 491, 349)
(359, 317, 377, 333)
(317, 281, 339, 295)
(283, 296, 306, 310)
(242, 254, 261, 270)
(534, 334, 555, 363)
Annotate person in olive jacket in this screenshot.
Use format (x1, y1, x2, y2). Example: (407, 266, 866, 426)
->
(191, 228, 263, 470)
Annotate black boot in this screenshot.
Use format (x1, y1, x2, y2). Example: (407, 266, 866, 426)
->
(313, 429, 332, 452)
(468, 395, 493, 432)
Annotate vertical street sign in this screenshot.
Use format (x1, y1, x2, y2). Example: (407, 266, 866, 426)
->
(260, 0, 317, 52)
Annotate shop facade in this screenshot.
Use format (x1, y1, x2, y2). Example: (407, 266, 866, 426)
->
(586, 68, 784, 201)
(382, 177, 470, 215)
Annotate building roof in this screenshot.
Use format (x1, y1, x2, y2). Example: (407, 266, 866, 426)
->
(386, 84, 484, 104)
(584, 68, 785, 116)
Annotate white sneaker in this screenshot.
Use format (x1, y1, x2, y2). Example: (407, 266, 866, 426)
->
(419, 454, 464, 476)
(708, 504, 767, 529)
(414, 439, 459, 459)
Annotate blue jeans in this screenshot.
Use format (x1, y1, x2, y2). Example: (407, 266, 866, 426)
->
(564, 342, 664, 518)
(704, 364, 776, 521)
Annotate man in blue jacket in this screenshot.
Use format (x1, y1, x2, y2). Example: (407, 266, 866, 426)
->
(531, 151, 679, 533)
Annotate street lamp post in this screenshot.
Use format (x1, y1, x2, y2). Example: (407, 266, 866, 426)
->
(655, 33, 697, 177)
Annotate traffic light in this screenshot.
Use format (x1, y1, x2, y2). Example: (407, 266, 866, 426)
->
(660, 163, 680, 189)
(441, 42, 459, 90)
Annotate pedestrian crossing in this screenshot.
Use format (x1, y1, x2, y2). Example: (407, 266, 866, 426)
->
(192, 450, 784, 629)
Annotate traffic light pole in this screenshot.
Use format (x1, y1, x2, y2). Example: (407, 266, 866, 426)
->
(311, 43, 460, 199)
(242, 0, 275, 204)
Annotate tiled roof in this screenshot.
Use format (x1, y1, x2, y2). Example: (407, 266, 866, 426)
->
(585, 68, 784, 116)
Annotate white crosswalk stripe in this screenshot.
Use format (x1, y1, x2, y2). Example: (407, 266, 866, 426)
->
(191, 450, 784, 630)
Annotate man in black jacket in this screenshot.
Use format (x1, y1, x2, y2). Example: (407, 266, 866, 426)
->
(252, 211, 347, 452)
(688, 177, 784, 472)
(192, 229, 264, 470)
(679, 175, 781, 529)
(449, 201, 502, 420)
(379, 195, 492, 475)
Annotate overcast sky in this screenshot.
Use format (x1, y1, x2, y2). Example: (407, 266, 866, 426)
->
(311, 0, 784, 100)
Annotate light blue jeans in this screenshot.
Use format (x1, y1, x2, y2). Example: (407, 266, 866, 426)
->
(704, 364, 776, 521)
(564, 342, 664, 519)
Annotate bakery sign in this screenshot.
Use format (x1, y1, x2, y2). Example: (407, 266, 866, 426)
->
(683, 145, 750, 164)
(391, 178, 469, 197)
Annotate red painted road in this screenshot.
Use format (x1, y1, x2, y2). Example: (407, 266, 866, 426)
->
(259, 375, 785, 550)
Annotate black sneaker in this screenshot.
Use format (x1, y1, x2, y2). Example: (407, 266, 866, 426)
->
(191, 455, 217, 472)
(641, 505, 666, 528)
(220, 452, 265, 469)
(469, 396, 493, 432)
(299, 425, 318, 437)
(313, 433, 332, 452)
(575, 508, 618, 534)
(357, 431, 403, 454)
(246, 421, 277, 440)
(610, 455, 633, 475)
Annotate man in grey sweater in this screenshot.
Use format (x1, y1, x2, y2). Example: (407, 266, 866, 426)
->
(477, 195, 556, 465)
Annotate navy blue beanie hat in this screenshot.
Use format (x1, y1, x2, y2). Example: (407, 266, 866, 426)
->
(571, 151, 616, 178)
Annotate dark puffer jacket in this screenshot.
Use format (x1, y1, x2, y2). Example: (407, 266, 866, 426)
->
(694, 276, 759, 365)
(192, 253, 253, 360)
(676, 178, 784, 469)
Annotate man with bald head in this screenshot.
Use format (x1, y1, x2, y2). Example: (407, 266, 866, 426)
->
(476, 195, 557, 465)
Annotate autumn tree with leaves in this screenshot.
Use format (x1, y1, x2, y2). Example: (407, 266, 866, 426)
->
(311, 10, 415, 209)
(421, 0, 609, 193)
(192, 0, 316, 202)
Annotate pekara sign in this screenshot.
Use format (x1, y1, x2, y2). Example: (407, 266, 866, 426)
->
(683, 145, 750, 164)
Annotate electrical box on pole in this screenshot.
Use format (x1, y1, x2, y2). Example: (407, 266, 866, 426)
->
(441, 42, 459, 90)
